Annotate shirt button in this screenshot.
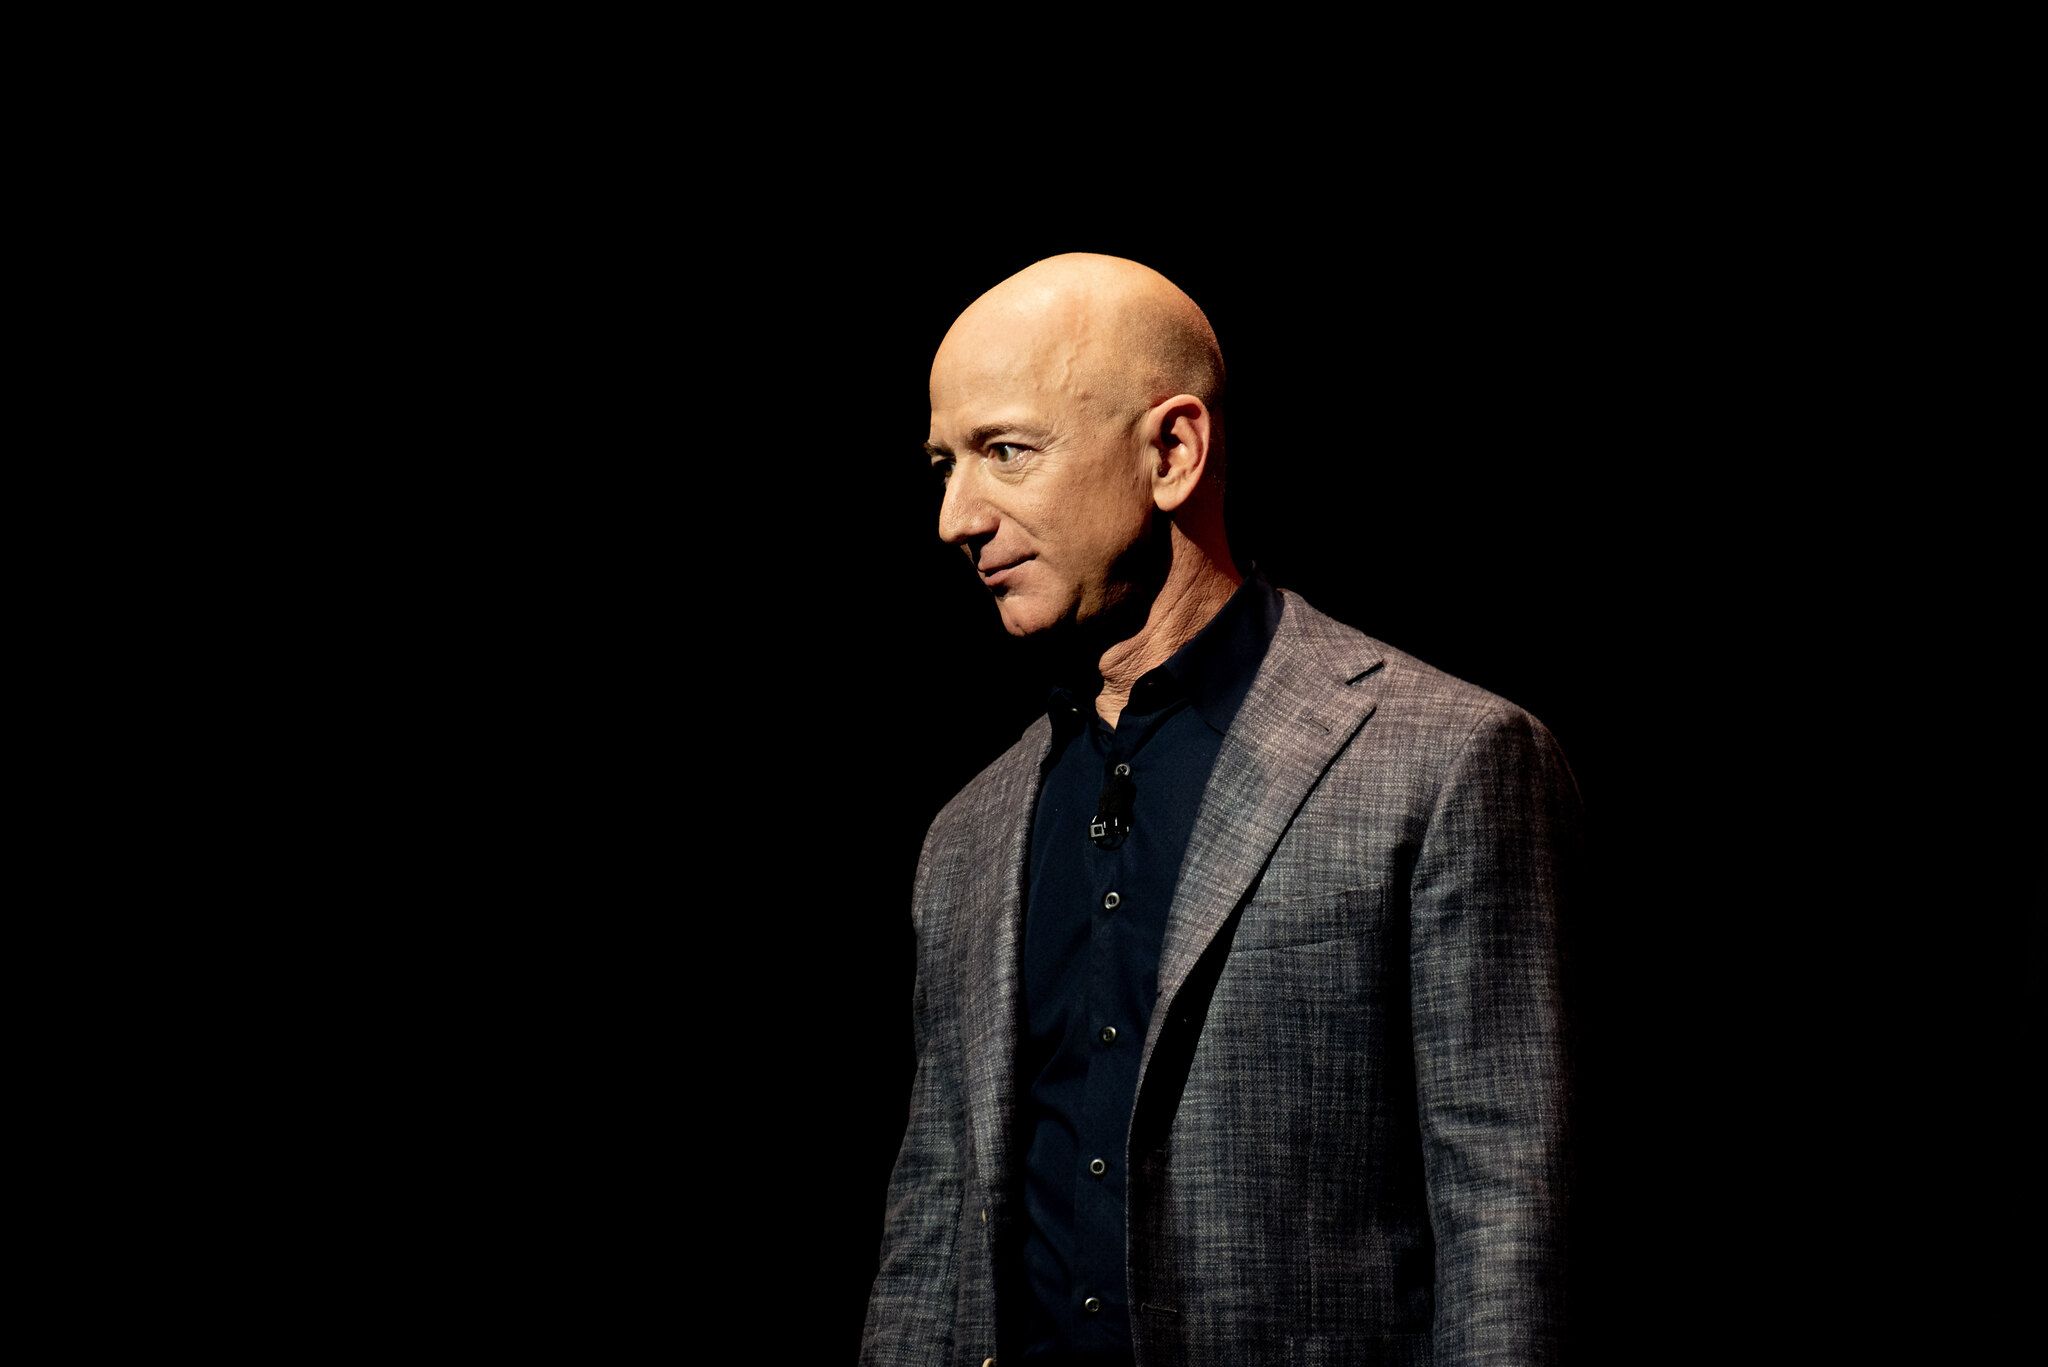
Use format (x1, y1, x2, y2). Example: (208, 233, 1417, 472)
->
(1089, 1158, 1108, 1176)
(1103, 891, 1120, 910)
(1099, 1025, 1117, 1044)
(1083, 1296, 1103, 1314)
(1113, 762, 1130, 776)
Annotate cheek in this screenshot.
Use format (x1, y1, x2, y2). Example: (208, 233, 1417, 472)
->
(1097, 485, 1154, 545)
(1063, 513, 1144, 582)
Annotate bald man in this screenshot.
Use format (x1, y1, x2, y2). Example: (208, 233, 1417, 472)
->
(863, 254, 1582, 1366)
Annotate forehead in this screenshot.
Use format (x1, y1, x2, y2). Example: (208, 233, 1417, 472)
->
(928, 298, 1114, 437)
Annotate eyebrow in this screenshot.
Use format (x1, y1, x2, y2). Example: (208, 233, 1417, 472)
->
(923, 423, 1047, 462)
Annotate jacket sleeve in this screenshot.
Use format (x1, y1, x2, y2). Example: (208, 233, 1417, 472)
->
(859, 826, 966, 1366)
(1408, 699, 1582, 1365)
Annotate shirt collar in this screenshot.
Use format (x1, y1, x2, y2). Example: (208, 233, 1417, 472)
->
(1043, 560, 1285, 738)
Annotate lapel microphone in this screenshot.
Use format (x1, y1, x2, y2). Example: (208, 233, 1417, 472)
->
(1090, 764, 1134, 849)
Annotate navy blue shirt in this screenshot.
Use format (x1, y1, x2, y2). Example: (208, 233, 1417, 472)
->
(1008, 565, 1286, 1362)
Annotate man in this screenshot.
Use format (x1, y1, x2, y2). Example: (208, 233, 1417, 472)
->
(863, 253, 1583, 1366)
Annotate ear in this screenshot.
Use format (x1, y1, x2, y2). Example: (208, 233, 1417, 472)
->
(1142, 393, 1214, 514)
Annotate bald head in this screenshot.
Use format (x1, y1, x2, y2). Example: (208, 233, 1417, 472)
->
(930, 252, 1227, 477)
(924, 253, 1238, 642)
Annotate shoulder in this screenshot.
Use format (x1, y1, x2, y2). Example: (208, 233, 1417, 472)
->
(908, 711, 1053, 910)
(1271, 585, 1569, 779)
(927, 712, 1052, 833)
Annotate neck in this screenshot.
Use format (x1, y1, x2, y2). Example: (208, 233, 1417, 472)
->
(1090, 540, 1243, 729)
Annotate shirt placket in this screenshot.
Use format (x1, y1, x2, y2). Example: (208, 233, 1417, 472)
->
(1071, 706, 1155, 1343)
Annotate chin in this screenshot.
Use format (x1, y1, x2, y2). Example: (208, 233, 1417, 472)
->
(995, 606, 1049, 638)
(994, 592, 1066, 639)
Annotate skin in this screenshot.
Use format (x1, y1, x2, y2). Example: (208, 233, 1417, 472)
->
(925, 253, 1240, 730)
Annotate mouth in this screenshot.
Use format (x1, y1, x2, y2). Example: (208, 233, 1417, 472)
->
(980, 557, 1030, 587)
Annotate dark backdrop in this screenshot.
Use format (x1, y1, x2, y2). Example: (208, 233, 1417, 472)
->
(381, 198, 2036, 1361)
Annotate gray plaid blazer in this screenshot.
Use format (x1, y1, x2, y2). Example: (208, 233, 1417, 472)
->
(861, 585, 1583, 1367)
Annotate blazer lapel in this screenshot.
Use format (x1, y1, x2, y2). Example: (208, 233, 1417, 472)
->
(1133, 589, 1389, 1108)
(956, 711, 1054, 1218)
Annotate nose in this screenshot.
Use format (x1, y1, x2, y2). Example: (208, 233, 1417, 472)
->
(937, 459, 998, 552)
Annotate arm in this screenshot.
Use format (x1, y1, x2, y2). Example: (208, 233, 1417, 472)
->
(859, 829, 965, 1367)
(1409, 700, 1583, 1365)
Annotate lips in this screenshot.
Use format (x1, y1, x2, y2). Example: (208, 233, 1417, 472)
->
(980, 557, 1029, 586)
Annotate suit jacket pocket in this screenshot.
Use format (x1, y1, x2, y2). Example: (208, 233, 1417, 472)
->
(1229, 874, 1389, 955)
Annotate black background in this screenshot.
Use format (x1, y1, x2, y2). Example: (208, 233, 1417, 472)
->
(364, 175, 2036, 1360)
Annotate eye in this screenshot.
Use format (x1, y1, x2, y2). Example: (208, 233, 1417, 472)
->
(928, 458, 952, 485)
(989, 442, 1029, 466)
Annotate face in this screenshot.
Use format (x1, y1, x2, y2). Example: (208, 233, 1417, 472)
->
(925, 320, 1159, 638)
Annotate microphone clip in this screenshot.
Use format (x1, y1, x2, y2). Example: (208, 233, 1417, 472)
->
(1090, 766, 1134, 850)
